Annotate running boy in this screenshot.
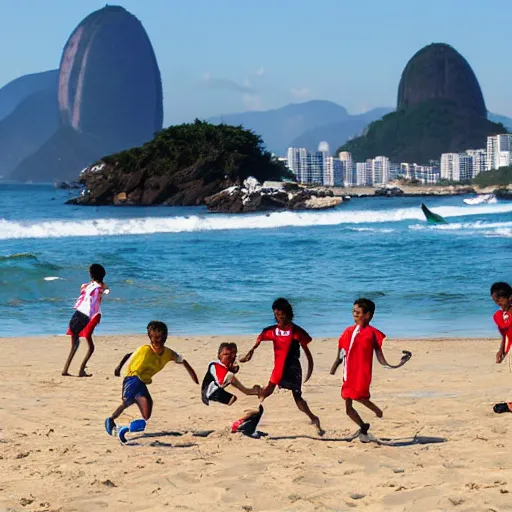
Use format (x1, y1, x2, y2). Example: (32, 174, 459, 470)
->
(330, 298, 411, 442)
(240, 298, 323, 435)
(202, 342, 261, 406)
(490, 282, 512, 414)
(105, 321, 199, 443)
(62, 263, 108, 377)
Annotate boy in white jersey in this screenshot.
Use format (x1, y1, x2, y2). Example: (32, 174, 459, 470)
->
(62, 263, 108, 377)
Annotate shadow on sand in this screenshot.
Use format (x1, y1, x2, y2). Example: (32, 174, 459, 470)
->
(125, 429, 215, 447)
(268, 431, 447, 447)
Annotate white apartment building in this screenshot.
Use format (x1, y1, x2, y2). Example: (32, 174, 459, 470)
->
(372, 156, 390, 186)
(308, 151, 328, 184)
(339, 151, 355, 187)
(486, 134, 512, 170)
(356, 160, 373, 186)
(286, 147, 309, 182)
(466, 149, 486, 177)
(323, 156, 343, 186)
(441, 153, 472, 181)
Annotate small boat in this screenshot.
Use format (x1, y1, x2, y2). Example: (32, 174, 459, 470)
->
(421, 203, 447, 224)
(463, 194, 497, 205)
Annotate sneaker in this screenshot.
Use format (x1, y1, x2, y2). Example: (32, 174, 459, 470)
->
(359, 423, 371, 443)
(105, 417, 116, 436)
(118, 426, 129, 445)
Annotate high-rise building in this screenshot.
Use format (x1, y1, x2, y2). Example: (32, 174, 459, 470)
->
(356, 160, 373, 186)
(307, 151, 327, 184)
(441, 153, 472, 181)
(323, 156, 343, 186)
(286, 147, 308, 182)
(339, 151, 355, 187)
(486, 134, 512, 170)
(466, 149, 486, 177)
(372, 156, 390, 185)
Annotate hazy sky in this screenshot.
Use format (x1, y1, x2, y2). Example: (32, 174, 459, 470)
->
(1, 0, 511, 125)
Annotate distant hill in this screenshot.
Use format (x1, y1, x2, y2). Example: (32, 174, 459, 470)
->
(290, 107, 392, 152)
(488, 112, 512, 132)
(337, 43, 509, 164)
(0, 88, 59, 177)
(207, 100, 352, 154)
(338, 100, 506, 164)
(0, 70, 58, 122)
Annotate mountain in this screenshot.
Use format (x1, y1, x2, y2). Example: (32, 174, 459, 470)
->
(207, 100, 350, 155)
(9, 5, 164, 182)
(0, 70, 58, 122)
(489, 112, 512, 132)
(0, 88, 59, 177)
(338, 43, 506, 163)
(290, 107, 392, 152)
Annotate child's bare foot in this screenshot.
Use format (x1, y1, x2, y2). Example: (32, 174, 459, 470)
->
(78, 371, 92, 377)
(312, 416, 325, 436)
(375, 408, 383, 418)
(62, 371, 71, 376)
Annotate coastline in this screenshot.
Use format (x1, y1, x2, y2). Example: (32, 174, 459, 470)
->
(2, 334, 510, 512)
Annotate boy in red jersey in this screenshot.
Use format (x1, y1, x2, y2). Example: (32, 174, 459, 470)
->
(490, 282, 512, 414)
(331, 298, 411, 442)
(240, 298, 323, 435)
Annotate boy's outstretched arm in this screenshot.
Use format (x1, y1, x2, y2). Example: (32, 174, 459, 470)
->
(302, 344, 314, 383)
(181, 359, 199, 384)
(114, 353, 132, 376)
(330, 348, 344, 375)
(230, 376, 261, 396)
(239, 340, 262, 363)
(375, 346, 412, 369)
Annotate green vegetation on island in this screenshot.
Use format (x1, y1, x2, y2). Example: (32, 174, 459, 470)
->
(336, 100, 507, 164)
(472, 166, 512, 187)
(71, 120, 293, 206)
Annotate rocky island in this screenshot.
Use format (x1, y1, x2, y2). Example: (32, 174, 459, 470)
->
(67, 120, 342, 212)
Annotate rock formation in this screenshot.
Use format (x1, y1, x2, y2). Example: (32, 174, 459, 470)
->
(58, 5, 163, 150)
(397, 43, 487, 117)
(8, 5, 163, 182)
(338, 43, 506, 163)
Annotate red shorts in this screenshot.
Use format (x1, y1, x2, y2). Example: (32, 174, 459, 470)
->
(341, 384, 370, 401)
(66, 314, 101, 338)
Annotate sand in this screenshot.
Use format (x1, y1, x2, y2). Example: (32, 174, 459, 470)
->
(1, 334, 512, 512)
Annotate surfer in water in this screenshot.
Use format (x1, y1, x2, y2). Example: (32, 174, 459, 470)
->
(240, 298, 324, 435)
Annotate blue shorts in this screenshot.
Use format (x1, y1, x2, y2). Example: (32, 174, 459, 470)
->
(122, 376, 151, 406)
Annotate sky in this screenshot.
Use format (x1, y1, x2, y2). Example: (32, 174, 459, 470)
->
(1, 0, 511, 125)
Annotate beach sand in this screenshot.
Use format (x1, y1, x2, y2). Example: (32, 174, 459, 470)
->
(1, 335, 512, 512)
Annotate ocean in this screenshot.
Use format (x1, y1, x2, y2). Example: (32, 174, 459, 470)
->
(0, 183, 511, 338)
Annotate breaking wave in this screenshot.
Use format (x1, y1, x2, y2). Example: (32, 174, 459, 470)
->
(1, 203, 512, 240)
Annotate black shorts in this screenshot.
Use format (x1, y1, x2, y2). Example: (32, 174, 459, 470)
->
(208, 387, 235, 405)
(279, 356, 302, 396)
(69, 311, 90, 336)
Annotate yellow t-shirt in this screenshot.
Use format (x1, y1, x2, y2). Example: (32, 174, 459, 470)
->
(126, 345, 182, 384)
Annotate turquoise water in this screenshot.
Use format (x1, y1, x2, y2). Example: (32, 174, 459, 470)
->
(1, 183, 511, 338)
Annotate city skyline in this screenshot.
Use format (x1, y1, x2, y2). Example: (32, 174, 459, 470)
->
(1, 0, 512, 125)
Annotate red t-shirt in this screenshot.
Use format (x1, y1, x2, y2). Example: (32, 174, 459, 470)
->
(494, 309, 512, 354)
(338, 324, 385, 400)
(257, 323, 311, 385)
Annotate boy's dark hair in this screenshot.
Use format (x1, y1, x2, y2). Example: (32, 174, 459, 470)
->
(89, 263, 106, 283)
(272, 297, 294, 320)
(490, 282, 512, 298)
(147, 320, 168, 341)
(354, 298, 376, 319)
(218, 342, 237, 355)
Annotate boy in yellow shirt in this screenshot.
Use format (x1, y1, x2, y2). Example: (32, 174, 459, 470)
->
(105, 320, 199, 443)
